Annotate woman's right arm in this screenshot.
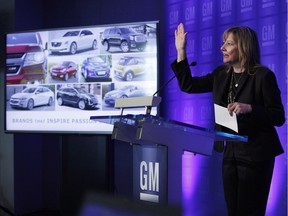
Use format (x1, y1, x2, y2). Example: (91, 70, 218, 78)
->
(172, 23, 214, 94)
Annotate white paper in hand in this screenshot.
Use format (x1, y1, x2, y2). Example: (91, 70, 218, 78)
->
(214, 104, 238, 133)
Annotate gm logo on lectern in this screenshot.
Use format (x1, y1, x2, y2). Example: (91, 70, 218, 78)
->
(139, 161, 159, 203)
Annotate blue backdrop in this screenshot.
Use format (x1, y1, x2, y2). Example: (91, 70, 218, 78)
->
(164, 0, 287, 215)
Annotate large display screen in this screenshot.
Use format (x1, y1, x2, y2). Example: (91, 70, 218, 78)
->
(5, 21, 159, 133)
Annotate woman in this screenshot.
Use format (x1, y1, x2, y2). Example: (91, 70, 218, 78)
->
(171, 23, 285, 216)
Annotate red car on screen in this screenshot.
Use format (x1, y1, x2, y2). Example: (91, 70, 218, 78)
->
(50, 61, 78, 81)
(6, 32, 47, 84)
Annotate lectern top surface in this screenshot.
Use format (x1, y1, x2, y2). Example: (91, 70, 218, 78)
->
(90, 114, 248, 142)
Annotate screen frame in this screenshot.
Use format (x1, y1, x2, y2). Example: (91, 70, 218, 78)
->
(4, 20, 160, 134)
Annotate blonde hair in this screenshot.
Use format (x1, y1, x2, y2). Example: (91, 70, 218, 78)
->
(223, 26, 261, 74)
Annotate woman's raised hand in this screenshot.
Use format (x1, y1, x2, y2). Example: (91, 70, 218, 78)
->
(175, 23, 187, 61)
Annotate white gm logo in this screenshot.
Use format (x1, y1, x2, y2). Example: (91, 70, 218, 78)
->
(140, 161, 159, 203)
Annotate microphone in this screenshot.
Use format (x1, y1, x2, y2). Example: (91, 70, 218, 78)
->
(153, 61, 197, 96)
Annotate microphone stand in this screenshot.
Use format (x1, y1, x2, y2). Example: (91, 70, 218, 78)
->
(153, 61, 197, 97)
(148, 61, 197, 114)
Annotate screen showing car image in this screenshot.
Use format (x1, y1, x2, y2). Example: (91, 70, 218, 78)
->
(5, 21, 159, 133)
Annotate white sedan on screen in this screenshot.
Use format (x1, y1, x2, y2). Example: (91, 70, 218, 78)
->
(9, 86, 54, 110)
(49, 29, 97, 55)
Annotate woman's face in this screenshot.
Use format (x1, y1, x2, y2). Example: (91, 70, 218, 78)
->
(221, 33, 240, 65)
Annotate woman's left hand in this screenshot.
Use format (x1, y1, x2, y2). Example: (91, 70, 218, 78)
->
(227, 102, 252, 116)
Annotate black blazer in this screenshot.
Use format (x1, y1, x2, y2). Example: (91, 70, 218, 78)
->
(171, 58, 285, 161)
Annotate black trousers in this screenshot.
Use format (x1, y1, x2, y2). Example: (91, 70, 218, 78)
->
(222, 152, 275, 216)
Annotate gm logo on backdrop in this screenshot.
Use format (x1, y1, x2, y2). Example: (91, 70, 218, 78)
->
(260, 16, 278, 55)
(201, 0, 213, 22)
(164, 0, 287, 214)
(168, 3, 181, 34)
(218, 0, 235, 25)
(133, 145, 167, 203)
(220, 0, 232, 17)
(200, 29, 214, 64)
(183, 0, 197, 32)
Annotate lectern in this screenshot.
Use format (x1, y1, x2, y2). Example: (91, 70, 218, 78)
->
(90, 96, 247, 205)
